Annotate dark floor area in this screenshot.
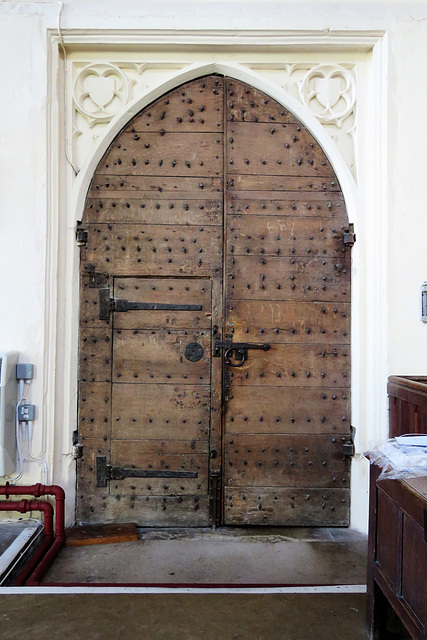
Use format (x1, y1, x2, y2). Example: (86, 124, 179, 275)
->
(0, 593, 367, 640)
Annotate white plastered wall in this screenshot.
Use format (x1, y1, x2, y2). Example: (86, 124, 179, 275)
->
(2, 1, 427, 533)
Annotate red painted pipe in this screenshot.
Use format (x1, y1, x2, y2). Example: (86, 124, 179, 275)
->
(0, 483, 65, 585)
(0, 499, 54, 586)
(13, 535, 53, 586)
(0, 499, 53, 534)
(0, 483, 65, 541)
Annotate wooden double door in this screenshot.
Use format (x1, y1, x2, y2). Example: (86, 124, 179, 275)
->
(77, 75, 352, 527)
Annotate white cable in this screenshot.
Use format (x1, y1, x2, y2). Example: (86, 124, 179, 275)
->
(56, 1, 79, 176)
(7, 383, 25, 482)
(26, 422, 48, 485)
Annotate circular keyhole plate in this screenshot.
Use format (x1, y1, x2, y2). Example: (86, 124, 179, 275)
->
(184, 342, 204, 362)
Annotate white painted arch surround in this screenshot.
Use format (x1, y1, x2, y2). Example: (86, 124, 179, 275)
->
(50, 37, 387, 533)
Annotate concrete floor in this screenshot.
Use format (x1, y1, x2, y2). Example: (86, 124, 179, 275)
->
(42, 526, 368, 585)
(0, 527, 369, 639)
(0, 593, 367, 640)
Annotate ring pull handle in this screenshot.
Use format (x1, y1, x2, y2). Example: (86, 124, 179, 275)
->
(224, 347, 246, 367)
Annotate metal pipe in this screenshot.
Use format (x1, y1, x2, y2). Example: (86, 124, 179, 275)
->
(0, 483, 65, 585)
(0, 483, 65, 541)
(0, 499, 55, 586)
(13, 534, 53, 586)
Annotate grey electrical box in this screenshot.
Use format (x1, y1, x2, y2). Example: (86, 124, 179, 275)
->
(16, 363, 34, 380)
(0, 352, 19, 476)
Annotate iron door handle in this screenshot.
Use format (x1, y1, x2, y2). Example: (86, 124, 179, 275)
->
(224, 347, 247, 367)
(213, 335, 270, 367)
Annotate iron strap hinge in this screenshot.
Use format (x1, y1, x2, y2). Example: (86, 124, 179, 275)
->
(98, 288, 202, 322)
(96, 457, 198, 487)
(343, 223, 356, 247)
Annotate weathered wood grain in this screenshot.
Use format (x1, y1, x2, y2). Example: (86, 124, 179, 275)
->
(224, 487, 349, 526)
(227, 175, 341, 192)
(227, 122, 335, 177)
(226, 78, 299, 124)
(111, 383, 210, 440)
(78, 382, 111, 440)
(89, 175, 222, 196)
(125, 75, 224, 133)
(97, 132, 223, 176)
(227, 301, 350, 344)
(79, 328, 112, 383)
(224, 434, 350, 488)
(227, 215, 348, 258)
(227, 191, 345, 214)
(80, 277, 108, 328)
(84, 198, 222, 225)
(76, 494, 210, 526)
(82, 223, 222, 277)
(112, 329, 211, 384)
(224, 386, 350, 435)
(77, 437, 110, 497)
(227, 255, 350, 302)
(225, 343, 350, 387)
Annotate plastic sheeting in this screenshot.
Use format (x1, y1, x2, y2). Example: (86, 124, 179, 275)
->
(365, 435, 427, 480)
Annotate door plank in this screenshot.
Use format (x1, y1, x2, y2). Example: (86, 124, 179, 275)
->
(112, 329, 211, 384)
(224, 487, 349, 526)
(111, 383, 210, 440)
(89, 175, 223, 196)
(225, 386, 350, 435)
(83, 223, 222, 277)
(84, 198, 222, 225)
(227, 215, 348, 258)
(77, 494, 210, 527)
(227, 301, 350, 344)
(224, 434, 350, 488)
(228, 175, 341, 192)
(228, 256, 350, 302)
(110, 441, 208, 496)
(97, 132, 223, 176)
(113, 277, 212, 330)
(80, 277, 109, 329)
(226, 78, 299, 124)
(228, 191, 344, 209)
(225, 343, 350, 387)
(77, 437, 110, 496)
(79, 328, 112, 383)
(78, 382, 111, 440)
(125, 75, 224, 133)
(227, 122, 335, 177)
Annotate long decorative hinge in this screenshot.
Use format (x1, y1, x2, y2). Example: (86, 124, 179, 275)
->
(98, 288, 203, 322)
(96, 457, 198, 488)
(343, 223, 356, 247)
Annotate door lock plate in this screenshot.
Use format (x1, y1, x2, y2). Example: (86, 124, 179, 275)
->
(184, 342, 204, 362)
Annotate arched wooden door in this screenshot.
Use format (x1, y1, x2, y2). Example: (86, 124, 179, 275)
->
(77, 75, 352, 527)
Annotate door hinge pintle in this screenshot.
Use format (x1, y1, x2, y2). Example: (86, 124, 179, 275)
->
(342, 426, 356, 456)
(76, 226, 88, 246)
(343, 223, 356, 247)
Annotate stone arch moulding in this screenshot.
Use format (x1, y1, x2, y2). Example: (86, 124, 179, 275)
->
(73, 61, 359, 228)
